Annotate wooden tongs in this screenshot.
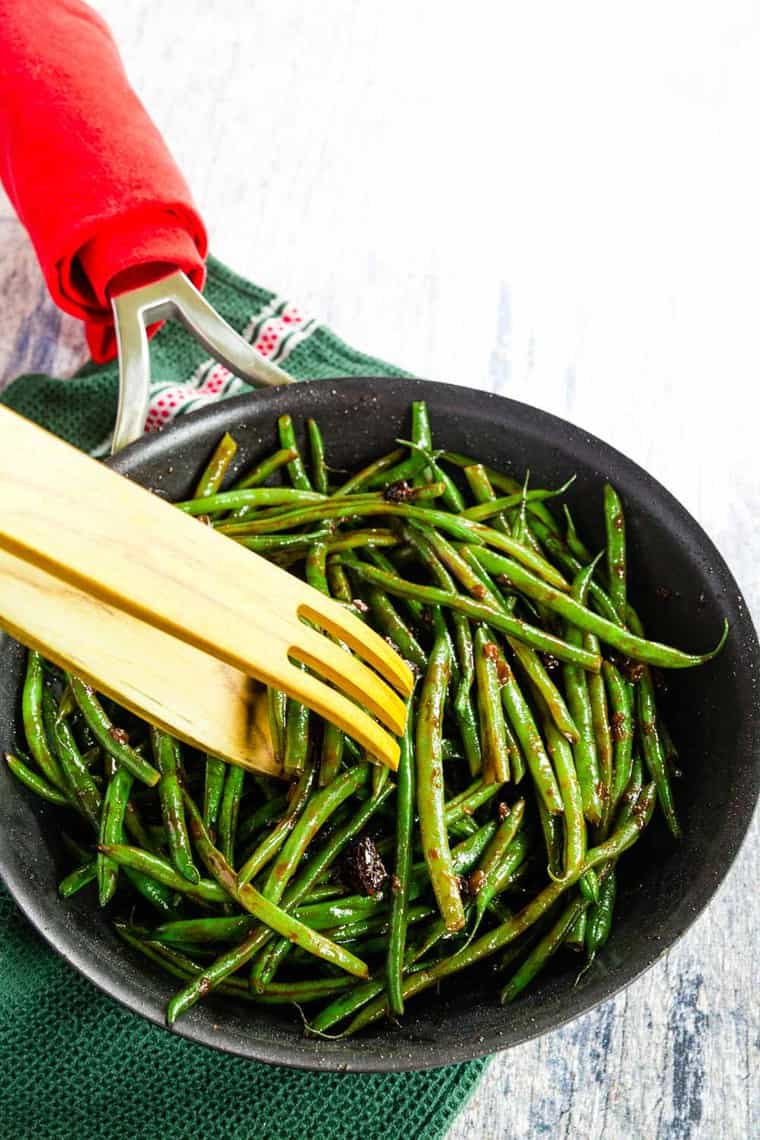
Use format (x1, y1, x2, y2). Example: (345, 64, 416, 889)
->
(0, 406, 413, 776)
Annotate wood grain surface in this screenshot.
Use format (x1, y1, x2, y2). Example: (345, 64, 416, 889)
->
(1, 3, 757, 1136)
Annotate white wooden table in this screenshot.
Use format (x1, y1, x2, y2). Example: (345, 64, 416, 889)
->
(1, 3, 757, 1135)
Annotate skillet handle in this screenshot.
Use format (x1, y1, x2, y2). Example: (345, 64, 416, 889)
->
(0, 0, 207, 364)
(111, 272, 293, 453)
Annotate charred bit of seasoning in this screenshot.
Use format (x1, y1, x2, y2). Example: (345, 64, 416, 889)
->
(471, 583, 488, 601)
(390, 874, 402, 894)
(196, 515, 213, 527)
(108, 726, 130, 745)
(613, 656, 646, 684)
(383, 480, 414, 503)
(497, 801, 510, 822)
(468, 868, 486, 895)
(610, 712, 628, 741)
(341, 835, 388, 896)
(483, 643, 512, 685)
(613, 512, 625, 532)
(352, 598, 370, 615)
(541, 653, 560, 672)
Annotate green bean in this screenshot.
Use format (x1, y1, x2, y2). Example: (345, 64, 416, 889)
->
(333, 447, 405, 496)
(468, 800, 525, 937)
(217, 761, 245, 868)
(98, 764, 134, 906)
(582, 869, 617, 975)
(320, 723, 344, 787)
(325, 903, 435, 946)
(586, 646, 613, 833)
(202, 755, 227, 835)
(117, 924, 355, 1006)
(249, 782, 395, 986)
(603, 661, 635, 817)
(303, 541, 328, 597)
(226, 447, 301, 523)
(361, 583, 427, 669)
(178, 796, 369, 995)
(455, 544, 580, 742)
(59, 860, 97, 898)
(441, 452, 563, 534)
(99, 844, 228, 903)
(278, 412, 312, 491)
(343, 786, 656, 1032)
(603, 483, 627, 621)
(406, 402, 462, 511)
(220, 500, 568, 589)
(563, 506, 593, 564)
(461, 480, 574, 523)
(399, 524, 481, 771)
(235, 794, 288, 850)
(310, 920, 446, 1034)
(266, 688, 288, 771)
(22, 651, 65, 790)
(417, 636, 465, 931)
(489, 642, 563, 813)
(578, 866, 600, 904)
(410, 400, 433, 457)
(626, 608, 681, 838)
(68, 676, 159, 786)
(307, 418, 330, 494)
(261, 765, 370, 906)
(501, 894, 589, 1003)
(444, 779, 501, 825)
(504, 713, 525, 783)
(180, 487, 324, 515)
(446, 821, 499, 876)
(468, 548, 727, 668)
(387, 697, 416, 1014)
(464, 464, 510, 534)
(47, 687, 103, 817)
(4, 750, 70, 805)
(233, 447, 298, 492)
(473, 626, 511, 784)
(366, 547, 423, 621)
(540, 707, 586, 882)
(342, 559, 599, 669)
(123, 867, 179, 918)
(536, 792, 563, 879)
(564, 907, 588, 952)
(193, 432, 238, 498)
(637, 666, 681, 837)
(236, 761, 316, 887)
(233, 529, 334, 555)
(301, 824, 495, 936)
(153, 915, 257, 945)
(563, 565, 603, 825)
(365, 447, 429, 489)
(151, 730, 199, 883)
(615, 755, 644, 830)
(283, 678, 311, 779)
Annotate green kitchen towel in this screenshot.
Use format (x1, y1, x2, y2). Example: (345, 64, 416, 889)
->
(0, 256, 486, 1140)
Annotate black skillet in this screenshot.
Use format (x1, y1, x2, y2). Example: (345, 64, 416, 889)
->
(0, 376, 757, 1072)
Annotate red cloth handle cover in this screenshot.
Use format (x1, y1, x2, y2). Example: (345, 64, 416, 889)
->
(0, 0, 208, 362)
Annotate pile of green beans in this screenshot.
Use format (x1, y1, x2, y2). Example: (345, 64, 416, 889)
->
(5, 404, 726, 1036)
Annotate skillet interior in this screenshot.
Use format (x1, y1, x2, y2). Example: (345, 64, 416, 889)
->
(0, 376, 757, 1072)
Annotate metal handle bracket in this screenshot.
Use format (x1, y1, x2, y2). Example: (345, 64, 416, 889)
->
(111, 270, 293, 453)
